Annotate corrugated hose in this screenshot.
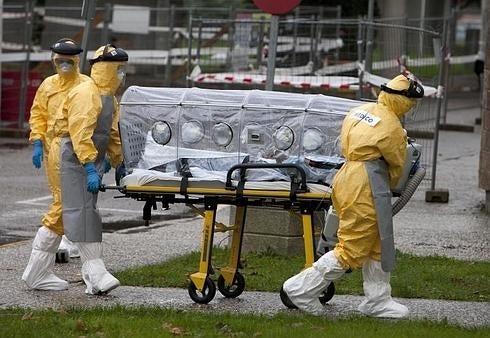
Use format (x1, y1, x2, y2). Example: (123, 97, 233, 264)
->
(392, 166, 426, 215)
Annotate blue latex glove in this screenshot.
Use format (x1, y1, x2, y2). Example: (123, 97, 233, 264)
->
(32, 140, 43, 169)
(104, 158, 112, 173)
(83, 162, 101, 193)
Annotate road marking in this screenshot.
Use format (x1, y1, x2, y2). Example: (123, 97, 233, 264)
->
(12, 197, 231, 216)
(16, 195, 51, 205)
(1, 208, 46, 219)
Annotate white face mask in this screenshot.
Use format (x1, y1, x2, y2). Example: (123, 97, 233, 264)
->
(58, 61, 73, 73)
(53, 58, 75, 74)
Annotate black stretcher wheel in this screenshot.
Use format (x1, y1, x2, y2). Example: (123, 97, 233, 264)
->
(319, 282, 335, 304)
(280, 282, 335, 309)
(217, 272, 245, 298)
(55, 249, 69, 264)
(280, 287, 296, 309)
(188, 277, 216, 304)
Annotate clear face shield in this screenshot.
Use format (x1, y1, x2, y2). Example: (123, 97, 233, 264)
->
(403, 72, 424, 122)
(117, 64, 126, 88)
(402, 98, 421, 122)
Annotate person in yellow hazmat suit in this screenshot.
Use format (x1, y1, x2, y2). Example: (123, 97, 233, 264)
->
(23, 44, 128, 294)
(59, 44, 128, 295)
(283, 74, 424, 318)
(23, 38, 90, 290)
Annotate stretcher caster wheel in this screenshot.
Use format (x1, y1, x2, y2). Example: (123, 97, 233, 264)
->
(279, 282, 335, 309)
(319, 282, 335, 304)
(188, 277, 216, 304)
(55, 249, 69, 264)
(279, 287, 296, 309)
(217, 272, 245, 298)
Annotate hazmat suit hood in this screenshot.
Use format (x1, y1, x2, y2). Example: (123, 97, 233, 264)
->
(50, 38, 83, 91)
(89, 45, 128, 95)
(377, 75, 416, 118)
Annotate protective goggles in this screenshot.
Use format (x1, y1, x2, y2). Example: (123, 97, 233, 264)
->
(380, 74, 424, 99)
(53, 58, 75, 66)
(89, 44, 128, 65)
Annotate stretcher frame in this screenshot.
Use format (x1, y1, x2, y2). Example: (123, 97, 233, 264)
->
(107, 163, 334, 304)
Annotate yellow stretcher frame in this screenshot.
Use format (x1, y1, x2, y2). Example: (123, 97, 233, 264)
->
(110, 163, 333, 304)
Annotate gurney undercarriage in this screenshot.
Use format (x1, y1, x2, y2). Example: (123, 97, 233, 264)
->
(105, 162, 336, 304)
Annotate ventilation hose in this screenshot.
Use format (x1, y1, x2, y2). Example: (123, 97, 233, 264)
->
(392, 166, 426, 216)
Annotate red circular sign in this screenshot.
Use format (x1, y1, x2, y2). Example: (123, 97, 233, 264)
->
(253, 0, 301, 15)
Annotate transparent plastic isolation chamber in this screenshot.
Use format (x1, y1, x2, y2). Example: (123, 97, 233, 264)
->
(119, 87, 362, 185)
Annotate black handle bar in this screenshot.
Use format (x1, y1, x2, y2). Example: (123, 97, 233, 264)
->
(225, 163, 308, 191)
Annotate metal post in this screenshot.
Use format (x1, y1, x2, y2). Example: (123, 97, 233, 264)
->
(265, 15, 279, 91)
(430, 21, 449, 192)
(0, 0, 3, 123)
(80, 0, 96, 74)
(308, 15, 315, 64)
(101, 3, 112, 44)
(441, 8, 454, 125)
(292, 7, 299, 66)
(314, 7, 324, 70)
(18, 0, 34, 129)
(228, 6, 235, 69)
(196, 18, 203, 62)
(164, 5, 175, 87)
(335, 5, 341, 63)
(256, 20, 264, 69)
(357, 18, 364, 100)
(418, 0, 426, 55)
(364, 0, 375, 73)
(186, 11, 193, 87)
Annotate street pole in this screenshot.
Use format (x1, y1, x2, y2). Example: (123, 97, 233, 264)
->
(18, 0, 33, 130)
(265, 15, 279, 91)
(80, 0, 96, 74)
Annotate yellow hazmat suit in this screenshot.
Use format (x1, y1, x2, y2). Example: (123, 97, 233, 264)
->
(283, 74, 423, 318)
(28, 40, 90, 236)
(56, 46, 124, 167)
(331, 74, 416, 270)
(57, 45, 128, 295)
(23, 39, 88, 291)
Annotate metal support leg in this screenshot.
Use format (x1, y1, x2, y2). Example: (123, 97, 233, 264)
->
(142, 198, 156, 226)
(190, 197, 217, 291)
(220, 203, 247, 284)
(300, 202, 315, 269)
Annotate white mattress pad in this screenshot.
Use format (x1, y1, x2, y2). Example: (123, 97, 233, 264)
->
(121, 168, 331, 194)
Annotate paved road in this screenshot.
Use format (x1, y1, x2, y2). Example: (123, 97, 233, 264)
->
(0, 139, 196, 245)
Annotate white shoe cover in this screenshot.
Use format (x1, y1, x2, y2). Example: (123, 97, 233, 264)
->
(59, 235, 80, 258)
(358, 259, 409, 319)
(283, 251, 345, 315)
(77, 242, 120, 295)
(22, 227, 69, 291)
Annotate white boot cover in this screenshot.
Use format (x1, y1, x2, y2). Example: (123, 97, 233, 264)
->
(77, 242, 120, 295)
(358, 259, 409, 318)
(22, 227, 69, 290)
(59, 235, 80, 258)
(283, 251, 345, 315)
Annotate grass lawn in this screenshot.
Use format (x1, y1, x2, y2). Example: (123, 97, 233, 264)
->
(115, 248, 489, 302)
(1, 306, 488, 338)
(1, 250, 488, 336)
